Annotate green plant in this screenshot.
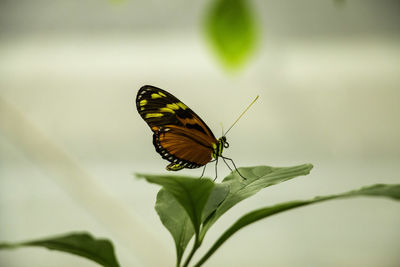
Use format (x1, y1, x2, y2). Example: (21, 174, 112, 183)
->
(1, 164, 399, 266)
(204, 0, 258, 70)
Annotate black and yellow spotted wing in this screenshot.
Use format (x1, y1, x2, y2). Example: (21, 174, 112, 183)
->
(136, 85, 226, 172)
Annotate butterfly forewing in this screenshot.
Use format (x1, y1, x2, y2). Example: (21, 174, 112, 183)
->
(137, 86, 215, 137)
(136, 85, 218, 169)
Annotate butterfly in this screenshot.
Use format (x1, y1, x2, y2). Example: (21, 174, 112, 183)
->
(136, 85, 258, 180)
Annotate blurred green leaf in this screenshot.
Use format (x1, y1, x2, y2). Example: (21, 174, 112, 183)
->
(334, 0, 346, 7)
(199, 164, 314, 241)
(205, 0, 258, 70)
(195, 184, 400, 266)
(0, 232, 120, 267)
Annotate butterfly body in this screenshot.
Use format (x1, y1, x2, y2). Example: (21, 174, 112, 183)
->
(136, 85, 228, 171)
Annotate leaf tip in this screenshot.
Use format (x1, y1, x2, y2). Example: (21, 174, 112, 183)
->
(304, 163, 314, 173)
(134, 173, 145, 179)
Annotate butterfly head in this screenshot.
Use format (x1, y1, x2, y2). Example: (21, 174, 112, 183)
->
(221, 136, 229, 148)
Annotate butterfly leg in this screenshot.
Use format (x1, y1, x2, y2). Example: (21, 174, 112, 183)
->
(200, 165, 207, 179)
(213, 158, 219, 182)
(221, 156, 247, 180)
(200, 160, 216, 179)
(222, 157, 233, 172)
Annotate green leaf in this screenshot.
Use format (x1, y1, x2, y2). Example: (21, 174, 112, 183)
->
(138, 165, 311, 266)
(136, 174, 215, 235)
(204, 0, 258, 69)
(0, 232, 120, 267)
(195, 184, 400, 266)
(200, 164, 313, 240)
(154, 183, 229, 266)
(155, 189, 195, 266)
(202, 183, 230, 222)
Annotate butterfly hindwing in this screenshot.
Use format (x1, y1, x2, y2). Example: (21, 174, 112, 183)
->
(153, 126, 213, 169)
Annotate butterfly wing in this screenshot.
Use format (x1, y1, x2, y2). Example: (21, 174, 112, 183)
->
(154, 125, 213, 169)
(136, 85, 217, 169)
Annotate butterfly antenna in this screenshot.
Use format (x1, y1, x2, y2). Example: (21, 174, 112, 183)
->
(220, 122, 225, 136)
(224, 95, 259, 136)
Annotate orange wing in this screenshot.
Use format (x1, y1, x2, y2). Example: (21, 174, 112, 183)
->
(153, 125, 215, 168)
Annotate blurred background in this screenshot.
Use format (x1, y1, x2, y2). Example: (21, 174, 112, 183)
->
(1, 0, 400, 266)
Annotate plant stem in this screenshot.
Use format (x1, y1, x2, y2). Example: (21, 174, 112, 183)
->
(182, 236, 200, 267)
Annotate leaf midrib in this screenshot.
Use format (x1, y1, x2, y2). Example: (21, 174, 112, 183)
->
(27, 240, 113, 267)
(170, 178, 200, 231)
